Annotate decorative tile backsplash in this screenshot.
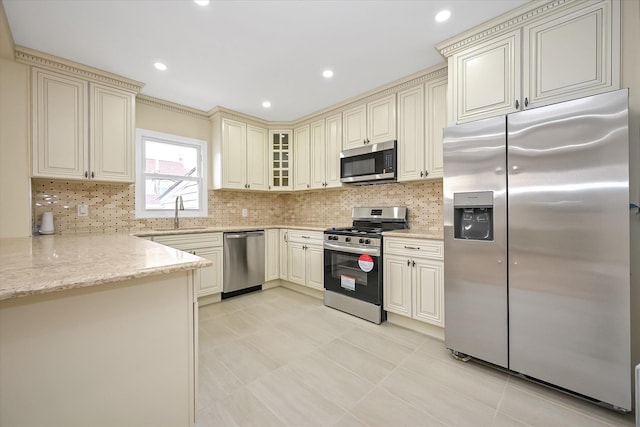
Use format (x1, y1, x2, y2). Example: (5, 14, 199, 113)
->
(31, 179, 443, 234)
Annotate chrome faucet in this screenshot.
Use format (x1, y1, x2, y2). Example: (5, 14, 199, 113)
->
(174, 195, 184, 229)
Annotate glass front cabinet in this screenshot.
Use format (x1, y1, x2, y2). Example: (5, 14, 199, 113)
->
(269, 130, 292, 191)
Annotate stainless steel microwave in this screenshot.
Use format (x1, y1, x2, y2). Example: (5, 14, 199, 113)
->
(340, 140, 397, 185)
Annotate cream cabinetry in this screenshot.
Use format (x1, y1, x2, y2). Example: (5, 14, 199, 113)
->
(383, 237, 444, 327)
(279, 229, 289, 280)
(265, 229, 280, 282)
(246, 125, 270, 190)
(309, 120, 326, 189)
(324, 113, 343, 188)
(445, 0, 620, 124)
(397, 76, 448, 182)
(212, 116, 268, 190)
(287, 230, 324, 290)
(269, 130, 293, 191)
(310, 114, 342, 189)
(521, 0, 619, 109)
(343, 94, 396, 150)
(293, 124, 311, 190)
(424, 77, 448, 178)
(31, 67, 135, 182)
(153, 233, 223, 297)
(397, 85, 424, 182)
(449, 30, 521, 123)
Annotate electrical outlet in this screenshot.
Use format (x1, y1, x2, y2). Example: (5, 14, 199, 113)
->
(242, 208, 248, 217)
(77, 204, 89, 217)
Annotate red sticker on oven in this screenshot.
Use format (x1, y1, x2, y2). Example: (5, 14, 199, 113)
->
(358, 254, 374, 272)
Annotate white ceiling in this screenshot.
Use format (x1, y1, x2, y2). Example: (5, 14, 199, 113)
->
(3, 0, 528, 121)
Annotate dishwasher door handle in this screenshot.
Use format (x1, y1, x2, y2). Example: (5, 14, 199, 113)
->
(225, 231, 264, 239)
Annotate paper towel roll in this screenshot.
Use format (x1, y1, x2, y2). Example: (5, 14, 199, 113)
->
(40, 212, 54, 234)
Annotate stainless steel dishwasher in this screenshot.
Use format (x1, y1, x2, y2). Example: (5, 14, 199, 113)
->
(222, 230, 265, 299)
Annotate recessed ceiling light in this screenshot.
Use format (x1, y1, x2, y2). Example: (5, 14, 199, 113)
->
(262, 101, 271, 108)
(194, 0, 210, 5)
(322, 69, 334, 79)
(435, 10, 451, 22)
(154, 62, 168, 71)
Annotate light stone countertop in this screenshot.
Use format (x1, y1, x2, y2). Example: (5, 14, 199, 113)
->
(133, 224, 339, 237)
(0, 234, 211, 301)
(382, 229, 444, 240)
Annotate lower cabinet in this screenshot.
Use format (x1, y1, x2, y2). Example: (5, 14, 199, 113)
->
(383, 237, 444, 327)
(265, 229, 280, 281)
(287, 230, 324, 291)
(153, 233, 223, 297)
(279, 229, 289, 281)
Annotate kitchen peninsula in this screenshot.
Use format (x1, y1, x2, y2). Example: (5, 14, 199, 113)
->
(0, 234, 210, 427)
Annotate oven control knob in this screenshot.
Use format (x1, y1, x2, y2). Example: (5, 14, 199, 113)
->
(359, 238, 365, 244)
(365, 239, 371, 244)
(345, 237, 351, 242)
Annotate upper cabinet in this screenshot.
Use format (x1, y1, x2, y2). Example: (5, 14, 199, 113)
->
(424, 77, 448, 179)
(449, 30, 521, 123)
(522, 0, 619, 109)
(441, 0, 620, 124)
(293, 124, 311, 190)
(269, 130, 292, 191)
(31, 67, 136, 182)
(211, 115, 269, 190)
(343, 94, 396, 150)
(310, 113, 342, 189)
(397, 74, 448, 182)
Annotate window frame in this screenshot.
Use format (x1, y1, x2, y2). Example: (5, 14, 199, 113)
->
(135, 128, 208, 219)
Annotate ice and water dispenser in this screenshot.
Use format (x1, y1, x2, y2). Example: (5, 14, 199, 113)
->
(453, 191, 494, 241)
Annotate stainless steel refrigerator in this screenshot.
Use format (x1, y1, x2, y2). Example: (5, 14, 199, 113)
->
(443, 89, 632, 411)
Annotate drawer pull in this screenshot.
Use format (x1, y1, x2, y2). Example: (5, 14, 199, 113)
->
(404, 245, 420, 250)
(301, 235, 310, 239)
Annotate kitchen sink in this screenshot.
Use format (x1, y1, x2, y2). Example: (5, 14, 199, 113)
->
(151, 226, 209, 232)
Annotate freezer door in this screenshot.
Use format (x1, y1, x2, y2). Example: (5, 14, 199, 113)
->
(443, 117, 508, 368)
(508, 89, 631, 410)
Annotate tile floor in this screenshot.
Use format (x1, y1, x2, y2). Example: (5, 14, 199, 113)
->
(196, 287, 635, 426)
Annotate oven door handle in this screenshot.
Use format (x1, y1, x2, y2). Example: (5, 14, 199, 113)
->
(323, 242, 380, 257)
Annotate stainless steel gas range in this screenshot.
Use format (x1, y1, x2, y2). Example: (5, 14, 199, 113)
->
(323, 207, 408, 324)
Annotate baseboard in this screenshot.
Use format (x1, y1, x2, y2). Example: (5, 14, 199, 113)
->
(197, 293, 221, 307)
(387, 312, 445, 341)
(279, 281, 323, 300)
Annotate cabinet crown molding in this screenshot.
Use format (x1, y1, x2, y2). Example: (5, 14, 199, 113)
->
(137, 94, 209, 119)
(15, 46, 144, 93)
(436, 0, 580, 57)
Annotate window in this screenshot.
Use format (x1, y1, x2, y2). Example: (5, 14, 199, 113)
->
(135, 129, 208, 219)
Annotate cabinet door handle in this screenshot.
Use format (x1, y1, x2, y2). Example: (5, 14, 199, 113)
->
(404, 245, 420, 250)
(363, 139, 367, 144)
(247, 184, 250, 189)
(407, 259, 410, 266)
(524, 97, 529, 107)
(284, 233, 288, 242)
(307, 184, 310, 189)
(412, 260, 416, 267)
(420, 171, 423, 178)
(424, 170, 429, 178)
(515, 99, 520, 109)
(84, 171, 88, 178)
(91, 171, 94, 179)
